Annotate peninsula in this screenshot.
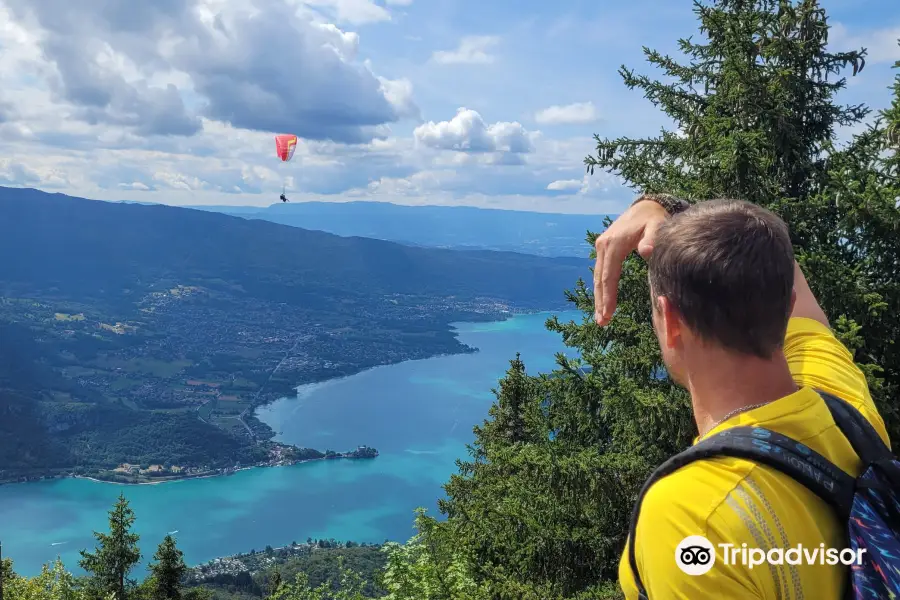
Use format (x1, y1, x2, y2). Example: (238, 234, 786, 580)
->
(0, 188, 585, 484)
(70, 444, 379, 485)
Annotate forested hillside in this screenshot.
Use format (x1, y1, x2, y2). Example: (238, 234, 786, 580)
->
(0, 189, 588, 481)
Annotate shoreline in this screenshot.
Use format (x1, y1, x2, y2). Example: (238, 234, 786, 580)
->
(2, 452, 379, 487)
(253, 307, 566, 413)
(73, 454, 376, 486)
(0, 308, 568, 489)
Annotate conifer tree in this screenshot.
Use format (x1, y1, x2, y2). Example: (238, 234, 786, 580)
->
(804, 40, 900, 431)
(268, 568, 283, 597)
(427, 2, 892, 598)
(148, 535, 186, 600)
(79, 494, 141, 600)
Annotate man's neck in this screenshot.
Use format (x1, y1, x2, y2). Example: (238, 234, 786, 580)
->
(685, 348, 799, 438)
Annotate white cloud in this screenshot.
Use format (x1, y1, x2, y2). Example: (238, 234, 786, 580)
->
(432, 36, 500, 65)
(830, 22, 900, 64)
(0, 0, 642, 214)
(547, 179, 583, 191)
(414, 108, 537, 159)
(0, 0, 417, 143)
(535, 102, 598, 125)
(119, 182, 151, 191)
(301, 0, 392, 25)
(377, 75, 420, 119)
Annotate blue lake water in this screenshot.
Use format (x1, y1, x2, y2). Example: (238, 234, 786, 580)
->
(0, 310, 582, 576)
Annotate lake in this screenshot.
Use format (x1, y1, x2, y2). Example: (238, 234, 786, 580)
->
(0, 310, 582, 576)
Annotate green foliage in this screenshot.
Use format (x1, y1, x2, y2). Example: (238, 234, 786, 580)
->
(272, 548, 385, 598)
(268, 569, 283, 597)
(268, 559, 368, 600)
(3, 559, 88, 600)
(148, 535, 188, 600)
(386, 1, 900, 599)
(4, 497, 217, 600)
(79, 494, 142, 600)
(376, 513, 621, 600)
(183, 589, 215, 600)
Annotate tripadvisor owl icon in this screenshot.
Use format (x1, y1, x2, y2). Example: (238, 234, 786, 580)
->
(676, 535, 717, 575)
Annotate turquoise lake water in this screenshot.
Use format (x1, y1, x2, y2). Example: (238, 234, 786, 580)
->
(0, 310, 582, 576)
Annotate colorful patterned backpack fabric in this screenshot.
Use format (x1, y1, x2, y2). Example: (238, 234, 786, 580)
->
(627, 392, 900, 599)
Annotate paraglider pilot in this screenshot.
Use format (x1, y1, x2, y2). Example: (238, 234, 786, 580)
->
(275, 134, 298, 204)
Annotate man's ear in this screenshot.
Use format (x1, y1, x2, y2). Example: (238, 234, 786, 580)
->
(656, 295, 682, 349)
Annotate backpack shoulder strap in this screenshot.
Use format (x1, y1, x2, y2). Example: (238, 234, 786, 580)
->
(818, 391, 892, 464)
(627, 424, 856, 599)
(818, 390, 900, 490)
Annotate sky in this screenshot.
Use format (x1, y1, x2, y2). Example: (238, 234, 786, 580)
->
(0, 0, 897, 214)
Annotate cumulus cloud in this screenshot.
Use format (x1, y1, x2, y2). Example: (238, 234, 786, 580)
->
(1, 0, 417, 143)
(414, 108, 536, 158)
(377, 75, 420, 119)
(535, 102, 598, 125)
(432, 36, 500, 65)
(547, 179, 583, 191)
(0, 158, 70, 188)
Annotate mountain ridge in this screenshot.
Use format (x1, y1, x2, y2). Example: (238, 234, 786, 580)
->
(0, 186, 589, 481)
(185, 199, 607, 258)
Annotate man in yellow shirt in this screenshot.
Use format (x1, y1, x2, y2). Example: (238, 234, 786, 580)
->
(592, 195, 890, 599)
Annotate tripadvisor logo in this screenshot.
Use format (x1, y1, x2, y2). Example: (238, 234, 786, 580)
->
(675, 535, 716, 575)
(674, 535, 867, 575)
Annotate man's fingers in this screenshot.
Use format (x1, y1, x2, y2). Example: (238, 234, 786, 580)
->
(637, 219, 662, 259)
(599, 242, 626, 324)
(593, 238, 605, 324)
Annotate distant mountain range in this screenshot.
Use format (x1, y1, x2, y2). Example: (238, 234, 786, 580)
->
(0, 187, 590, 480)
(186, 201, 608, 258)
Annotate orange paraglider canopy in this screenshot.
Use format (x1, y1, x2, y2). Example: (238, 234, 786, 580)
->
(275, 134, 298, 162)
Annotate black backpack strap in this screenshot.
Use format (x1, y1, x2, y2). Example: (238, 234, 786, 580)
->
(818, 391, 900, 490)
(627, 424, 856, 599)
(818, 391, 893, 463)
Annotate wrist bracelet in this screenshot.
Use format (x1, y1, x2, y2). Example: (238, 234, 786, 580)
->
(631, 193, 690, 216)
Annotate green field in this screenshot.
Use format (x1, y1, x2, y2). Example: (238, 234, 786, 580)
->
(230, 377, 260, 390)
(215, 398, 250, 414)
(109, 377, 142, 391)
(92, 356, 193, 378)
(210, 416, 247, 436)
(54, 312, 85, 321)
(231, 346, 266, 359)
(151, 407, 193, 414)
(61, 365, 100, 378)
(197, 401, 214, 421)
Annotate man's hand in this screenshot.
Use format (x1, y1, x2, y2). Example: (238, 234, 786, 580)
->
(593, 199, 669, 325)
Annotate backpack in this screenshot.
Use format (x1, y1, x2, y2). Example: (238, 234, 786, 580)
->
(627, 391, 900, 600)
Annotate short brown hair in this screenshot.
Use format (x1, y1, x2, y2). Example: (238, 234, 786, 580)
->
(648, 198, 795, 358)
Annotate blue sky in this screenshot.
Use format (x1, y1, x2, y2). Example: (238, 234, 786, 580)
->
(0, 0, 897, 214)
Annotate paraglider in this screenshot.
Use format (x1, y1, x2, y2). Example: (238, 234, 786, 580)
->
(274, 134, 298, 202)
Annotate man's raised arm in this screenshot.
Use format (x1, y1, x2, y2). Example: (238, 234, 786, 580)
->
(791, 261, 830, 329)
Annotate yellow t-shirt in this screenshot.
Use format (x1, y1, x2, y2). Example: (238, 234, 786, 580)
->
(618, 317, 890, 599)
